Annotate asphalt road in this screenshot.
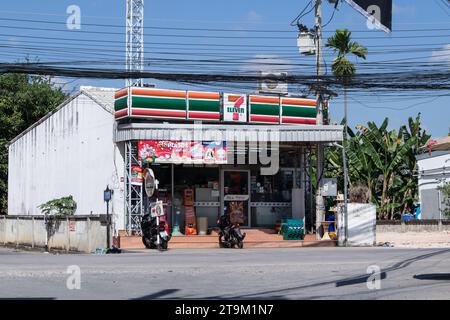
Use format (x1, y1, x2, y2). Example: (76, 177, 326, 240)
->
(0, 246, 449, 300)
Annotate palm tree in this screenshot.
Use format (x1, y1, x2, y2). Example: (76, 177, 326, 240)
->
(326, 28, 367, 138)
(326, 28, 367, 133)
(326, 29, 367, 239)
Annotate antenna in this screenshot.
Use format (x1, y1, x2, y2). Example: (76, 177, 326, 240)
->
(126, 0, 144, 87)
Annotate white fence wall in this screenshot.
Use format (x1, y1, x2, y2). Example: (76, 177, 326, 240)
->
(0, 215, 107, 253)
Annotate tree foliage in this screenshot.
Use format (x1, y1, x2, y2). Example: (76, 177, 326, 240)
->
(38, 195, 77, 216)
(0, 73, 67, 215)
(325, 29, 368, 83)
(437, 182, 450, 217)
(326, 114, 430, 220)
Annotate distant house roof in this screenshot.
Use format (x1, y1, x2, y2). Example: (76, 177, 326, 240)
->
(7, 86, 116, 147)
(420, 136, 450, 154)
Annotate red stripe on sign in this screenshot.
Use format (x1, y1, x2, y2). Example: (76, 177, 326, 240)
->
(234, 96, 245, 108)
(115, 109, 128, 118)
(250, 115, 279, 123)
(282, 117, 316, 125)
(188, 111, 220, 120)
(132, 109, 186, 118)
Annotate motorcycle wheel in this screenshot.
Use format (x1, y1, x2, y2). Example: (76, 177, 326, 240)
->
(158, 240, 168, 251)
(142, 236, 156, 249)
(237, 241, 244, 249)
(218, 235, 225, 248)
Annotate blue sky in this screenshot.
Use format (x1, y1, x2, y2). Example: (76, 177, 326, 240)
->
(0, 0, 449, 137)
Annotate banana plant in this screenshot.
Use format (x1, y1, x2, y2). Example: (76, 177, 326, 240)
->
(325, 114, 429, 219)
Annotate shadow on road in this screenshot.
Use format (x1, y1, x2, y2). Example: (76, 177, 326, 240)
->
(182, 248, 450, 299)
(413, 273, 450, 281)
(133, 289, 180, 300)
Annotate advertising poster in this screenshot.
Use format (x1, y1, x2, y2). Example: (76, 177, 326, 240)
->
(138, 140, 227, 164)
(225, 201, 248, 225)
(130, 166, 143, 186)
(223, 93, 247, 122)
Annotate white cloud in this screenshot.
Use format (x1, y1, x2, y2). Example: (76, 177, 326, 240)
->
(246, 10, 263, 23)
(430, 44, 450, 66)
(242, 54, 292, 73)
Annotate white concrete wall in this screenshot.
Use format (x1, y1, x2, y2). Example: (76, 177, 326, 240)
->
(7, 91, 125, 232)
(0, 216, 107, 253)
(417, 151, 450, 219)
(347, 203, 376, 246)
(417, 151, 450, 191)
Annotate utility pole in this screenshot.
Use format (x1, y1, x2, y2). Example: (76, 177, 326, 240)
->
(314, 0, 326, 240)
(342, 89, 349, 245)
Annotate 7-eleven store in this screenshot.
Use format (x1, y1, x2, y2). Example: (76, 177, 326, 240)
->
(114, 87, 343, 248)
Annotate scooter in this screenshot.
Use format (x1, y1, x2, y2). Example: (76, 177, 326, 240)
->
(141, 201, 171, 251)
(217, 216, 246, 249)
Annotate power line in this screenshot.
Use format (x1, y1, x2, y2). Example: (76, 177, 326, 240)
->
(0, 23, 449, 40)
(2, 16, 450, 33)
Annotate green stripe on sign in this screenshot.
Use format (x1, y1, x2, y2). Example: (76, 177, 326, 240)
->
(282, 106, 316, 118)
(188, 99, 220, 112)
(114, 96, 127, 111)
(132, 96, 186, 110)
(250, 103, 279, 116)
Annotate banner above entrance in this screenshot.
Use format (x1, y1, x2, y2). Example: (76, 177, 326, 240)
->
(138, 140, 227, 165)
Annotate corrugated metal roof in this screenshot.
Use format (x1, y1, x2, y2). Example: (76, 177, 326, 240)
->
(114, 123, 343, 143)
(8, 87, 116, 147)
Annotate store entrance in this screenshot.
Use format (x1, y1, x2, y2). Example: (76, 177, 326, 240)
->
(221, 169, 250, 227)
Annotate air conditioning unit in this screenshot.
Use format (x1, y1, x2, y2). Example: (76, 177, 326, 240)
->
(258, 72, 288, 94)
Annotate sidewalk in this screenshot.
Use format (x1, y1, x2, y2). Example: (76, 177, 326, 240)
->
(377, 231, 450, 248)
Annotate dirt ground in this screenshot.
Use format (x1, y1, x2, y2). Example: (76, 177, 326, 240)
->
(377, 231, 450, 248)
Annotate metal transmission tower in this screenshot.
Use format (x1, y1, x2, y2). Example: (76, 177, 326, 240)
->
(124, 0, 144, 235)
(126, 0, 144, 87)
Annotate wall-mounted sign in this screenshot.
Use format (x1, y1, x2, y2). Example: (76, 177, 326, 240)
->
(138, 140, 227, 164)
(223, 93, 247, 122)
(150, 200, 165, 217)
(224, 195, 249, 201)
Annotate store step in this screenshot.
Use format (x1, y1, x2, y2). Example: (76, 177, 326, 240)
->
(117, 232, 336, 249)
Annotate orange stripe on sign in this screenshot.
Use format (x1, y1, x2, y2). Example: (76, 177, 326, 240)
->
(250, 96, 279, 104)
(188, 91, 220, 100)
(132, 109, 186, 118)
(188, 111, 220, 120)
(282, 98, 316, 107)
(114, 89, 128, 99)
(132, 88, 186, 98)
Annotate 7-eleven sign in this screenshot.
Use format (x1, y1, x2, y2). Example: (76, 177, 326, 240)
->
(223, 93, 247, 122)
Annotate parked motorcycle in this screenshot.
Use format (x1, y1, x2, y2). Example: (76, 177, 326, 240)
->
(141, 212, 170, 251)
(217, 214, 246, 249)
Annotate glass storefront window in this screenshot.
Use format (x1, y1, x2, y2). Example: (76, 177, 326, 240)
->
(251, 169, 295, 202)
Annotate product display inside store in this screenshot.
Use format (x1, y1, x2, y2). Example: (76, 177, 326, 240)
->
(140, 144, 309, 235)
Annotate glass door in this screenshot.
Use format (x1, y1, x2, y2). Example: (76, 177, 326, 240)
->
(221, 170, 250, 227)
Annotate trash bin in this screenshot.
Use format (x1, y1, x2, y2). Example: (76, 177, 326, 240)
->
(197, 217, 208, 235)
